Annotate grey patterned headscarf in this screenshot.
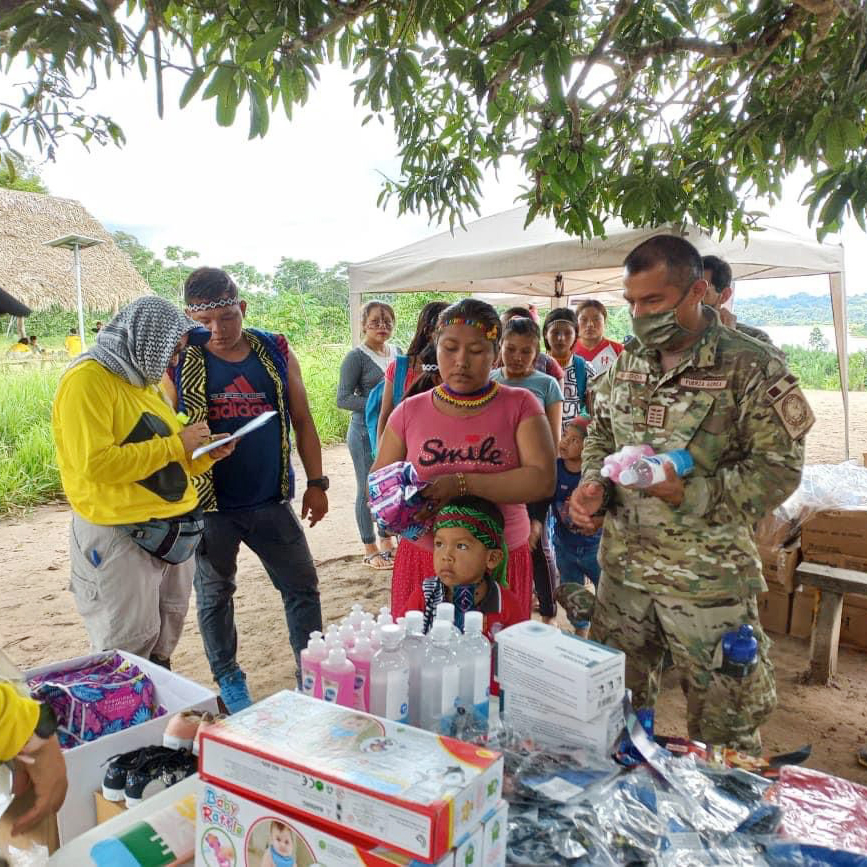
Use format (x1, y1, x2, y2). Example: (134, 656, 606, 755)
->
(74, 297, 200, 387)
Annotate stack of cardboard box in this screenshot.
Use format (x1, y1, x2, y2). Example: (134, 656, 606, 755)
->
(196, 690, 507, 867)
(757, 506, 867, 651)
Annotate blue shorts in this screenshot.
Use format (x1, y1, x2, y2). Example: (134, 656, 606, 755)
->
(553, 538, 601, 589)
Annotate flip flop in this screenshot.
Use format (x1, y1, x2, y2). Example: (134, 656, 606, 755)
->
(363, 553, 393, 571)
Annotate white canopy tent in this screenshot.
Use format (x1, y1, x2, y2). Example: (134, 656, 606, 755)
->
(348, 207, 849, 456)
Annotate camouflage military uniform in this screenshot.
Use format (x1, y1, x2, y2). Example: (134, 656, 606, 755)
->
(734, 321, 773, 345)
(583, 309, 813, 754)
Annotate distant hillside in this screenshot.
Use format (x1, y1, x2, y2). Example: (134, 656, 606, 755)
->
(735, 292, 867, 327)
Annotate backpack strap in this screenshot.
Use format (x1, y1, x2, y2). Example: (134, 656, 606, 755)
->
(572, 356, 589, 416)
(392, 354, 409, 406)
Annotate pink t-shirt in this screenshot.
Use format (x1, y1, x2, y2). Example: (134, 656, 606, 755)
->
(387, 384, 544, 549)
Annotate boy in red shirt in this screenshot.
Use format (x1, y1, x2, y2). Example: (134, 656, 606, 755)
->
(574, 299, 623, 373)
(405, 496, 525, 693)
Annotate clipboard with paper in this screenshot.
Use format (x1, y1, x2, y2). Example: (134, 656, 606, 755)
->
(191, 410, 278, 459)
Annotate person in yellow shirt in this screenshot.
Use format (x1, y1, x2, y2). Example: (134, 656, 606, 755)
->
(7, 336, 31, 356)
(64, 327, 82, 357)
(52, 298, 235, 668)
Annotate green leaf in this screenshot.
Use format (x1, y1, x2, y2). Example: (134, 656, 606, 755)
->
(179, 68, 207, 109)
(203, 65, 234, 101)
(823, 119, 845, 167)
(244, 29, 283, 62)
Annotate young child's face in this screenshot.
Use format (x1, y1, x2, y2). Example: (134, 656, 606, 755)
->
(271, 824, 295, 857)
(559, 426, 585, 463)
(501, 333, 538, 378)
(434, 526, 494, 588)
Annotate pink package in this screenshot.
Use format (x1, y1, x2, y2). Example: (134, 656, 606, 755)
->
(28, 652, 165, 749)
(600, 444, 655, 483)
(368, 461, 432, 541)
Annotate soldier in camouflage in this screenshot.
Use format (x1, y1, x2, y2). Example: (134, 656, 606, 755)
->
(569, 236, 814, 755)
(702, 255, 779, 350)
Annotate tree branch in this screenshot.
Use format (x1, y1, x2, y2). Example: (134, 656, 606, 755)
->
(481, 0, 554, 47)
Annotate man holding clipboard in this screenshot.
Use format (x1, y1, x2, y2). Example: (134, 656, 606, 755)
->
(164, 268, 328, 713)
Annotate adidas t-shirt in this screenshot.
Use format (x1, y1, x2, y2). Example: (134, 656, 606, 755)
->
(205, 350, 282, 510)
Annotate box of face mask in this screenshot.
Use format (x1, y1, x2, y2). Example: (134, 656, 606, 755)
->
(195, 780, 483, 866)
(499, 685, 625, 754)
(198, 691, 503, 862)
(480, 802, 508, 867)
(494, 621, 625, 721)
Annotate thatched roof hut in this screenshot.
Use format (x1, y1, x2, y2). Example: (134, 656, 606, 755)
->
(0, 189, 150, 311)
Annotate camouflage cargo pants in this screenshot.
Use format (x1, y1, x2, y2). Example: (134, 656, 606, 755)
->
(589, 575, 776, 755)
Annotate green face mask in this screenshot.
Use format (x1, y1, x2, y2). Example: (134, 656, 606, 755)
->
(630, 289, 698, 351)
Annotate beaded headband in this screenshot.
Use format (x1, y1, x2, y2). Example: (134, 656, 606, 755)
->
(185, 298, 239, 312)
(422, 363, 439, 372)
(434, 504, 508, 587)
(437, 317, 499, 341)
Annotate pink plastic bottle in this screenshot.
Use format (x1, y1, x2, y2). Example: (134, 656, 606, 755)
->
(338, 622, 357, 650)
(600, 444, 655, 483)
(347, 635, 375, 711)
(321, 648, 356, 707)
(300, 635, 327, 699)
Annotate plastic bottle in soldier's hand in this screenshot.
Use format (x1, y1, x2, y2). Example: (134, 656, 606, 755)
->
(618, 448, 695, 488)
(720, 625, 758, 678)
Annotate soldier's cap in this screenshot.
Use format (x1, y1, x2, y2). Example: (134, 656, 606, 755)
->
(0, 287, 31, 318)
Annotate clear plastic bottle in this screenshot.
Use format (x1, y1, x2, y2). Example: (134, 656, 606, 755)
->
(320, 647, 356, 707)
(377, 611, 394, 628)
(347, 635, 375, 712)
(618, 449, 695, 488)
(300, 635, 327, 699)
(403, 610, 428, 727)
(418, 620, 461, 734)
(457, 611, 491, 730)
(435, 602, 461, 637)
(369, 624, 410, 723)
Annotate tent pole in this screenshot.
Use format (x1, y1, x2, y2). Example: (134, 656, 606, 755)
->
(74, 243, 87, 351)
(829, 271, 849, 460)
(349, 290, 362, 349)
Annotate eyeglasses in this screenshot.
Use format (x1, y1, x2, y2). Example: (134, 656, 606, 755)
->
(367, 319, 394, 329)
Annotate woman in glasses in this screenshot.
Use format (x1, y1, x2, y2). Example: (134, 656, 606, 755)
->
(337, 300, 401, 570)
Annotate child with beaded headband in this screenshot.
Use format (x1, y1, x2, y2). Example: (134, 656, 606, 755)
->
(404, 496, 525, 660)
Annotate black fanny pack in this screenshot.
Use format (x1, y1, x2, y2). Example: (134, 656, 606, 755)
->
(120, 508, 204, 564)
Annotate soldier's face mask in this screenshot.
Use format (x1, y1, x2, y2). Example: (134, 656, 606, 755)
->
(630, 284, 700, 351)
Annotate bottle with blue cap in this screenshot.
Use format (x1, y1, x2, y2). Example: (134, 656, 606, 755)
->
(618, 449, 694, 488)
(720, 624, 758, 678)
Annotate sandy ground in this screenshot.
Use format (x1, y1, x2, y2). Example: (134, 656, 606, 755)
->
(1, 390, 866, 784)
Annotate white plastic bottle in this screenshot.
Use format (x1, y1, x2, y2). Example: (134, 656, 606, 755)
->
(379, 606, 391, 620)
(618, 449, 695, 488)
(300, 635, 327, 699)
(457, 611, 491, 729)
(435, 602, 461, 637)
(320, 647, 356, 707)
(369, 624, 410, 722)
(324, 631, 343, 653)
(418, 621, 461, 734)
(347, 635, 375, 712)
(377, 611, 394, 628)
(403, 610, 428, 727)
(348, 604, 366, 631)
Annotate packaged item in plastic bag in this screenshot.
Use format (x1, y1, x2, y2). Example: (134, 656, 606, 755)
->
(765, 765, 867, 856)
(367, 461, 432, 540)
(27, 653, 164, 749)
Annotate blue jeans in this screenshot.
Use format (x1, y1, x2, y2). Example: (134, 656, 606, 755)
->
(194, 501, 322, 685)
(347, 416, 384, 545)
(554, 538, 601, 588)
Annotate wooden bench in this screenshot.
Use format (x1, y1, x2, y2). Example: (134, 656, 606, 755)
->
(795, 561, 867, 684)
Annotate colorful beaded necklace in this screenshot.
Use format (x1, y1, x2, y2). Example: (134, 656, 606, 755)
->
(433, 380, 499, 408)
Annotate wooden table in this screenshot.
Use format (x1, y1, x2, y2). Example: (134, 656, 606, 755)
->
(795, 560, 867, 684)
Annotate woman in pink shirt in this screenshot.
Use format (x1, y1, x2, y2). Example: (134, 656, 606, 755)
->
(373, 299, 556, 618)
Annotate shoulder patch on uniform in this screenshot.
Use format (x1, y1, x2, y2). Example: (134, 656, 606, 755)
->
(766, 374, 815, 439)
(616, 371, 648, 383)
(679, 377, 728, 390)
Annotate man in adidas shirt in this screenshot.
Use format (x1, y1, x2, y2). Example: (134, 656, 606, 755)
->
(166, 268, 327, 712)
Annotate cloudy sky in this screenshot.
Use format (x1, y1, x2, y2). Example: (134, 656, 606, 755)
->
(3, 59, 865, 298)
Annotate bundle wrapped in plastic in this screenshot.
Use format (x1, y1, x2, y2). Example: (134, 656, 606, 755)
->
(367, 461, 432, 540)
(756, 462, 867, 547)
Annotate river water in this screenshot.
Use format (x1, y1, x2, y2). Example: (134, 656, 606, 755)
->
(754, 324, 867, 353)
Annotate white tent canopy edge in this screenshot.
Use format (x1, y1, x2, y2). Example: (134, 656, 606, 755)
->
(348, 206, 849, 457)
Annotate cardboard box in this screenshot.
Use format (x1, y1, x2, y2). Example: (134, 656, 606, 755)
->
(25, 651, 217, 845)
(499, 686, 625, 753)
(789, 587, 817, 639)
(840, 604, 867, 651)
(199, 691, 503, 862)
(758, 542, 801, 593)
(494, 621, 625, 721)
(758, 589, 792, 635)
(94, 791, 127, 825)
(195, 780, 475, 866)
(844, 593, 867, 611)
(0, 787, 59, 857)
(481, 802, 508, 867)
(800, 508, 867, 572)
